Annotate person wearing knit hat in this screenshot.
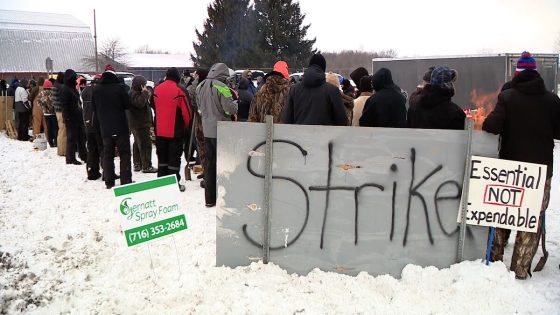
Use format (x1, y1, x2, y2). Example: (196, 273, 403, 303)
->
(281, 53, 347, 126)
(309, 53, 327, 72)
(407, 66, 435, 127)
(350, 67, 369, 97)
(37, 80, 58, 147)
(249, 62, 291, 123)
(483, 51, 560, 280)
(408, 66, 465, 130)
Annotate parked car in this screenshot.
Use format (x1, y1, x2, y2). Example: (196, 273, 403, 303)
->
(289, 72, 356, 87)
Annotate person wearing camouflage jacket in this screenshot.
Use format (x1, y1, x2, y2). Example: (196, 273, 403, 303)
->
(248, 68, 290, 123)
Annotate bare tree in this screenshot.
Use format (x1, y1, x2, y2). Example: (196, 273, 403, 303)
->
(82, 38, 128, 71)
(101, 38, 128, 63)
(554, 32, 560, 53)
(135, 45, 170, 54)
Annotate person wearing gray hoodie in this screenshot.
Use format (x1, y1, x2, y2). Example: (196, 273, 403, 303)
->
(196, 63, 238, 207)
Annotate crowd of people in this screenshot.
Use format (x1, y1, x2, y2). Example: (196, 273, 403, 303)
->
(2, 51, 559, 280)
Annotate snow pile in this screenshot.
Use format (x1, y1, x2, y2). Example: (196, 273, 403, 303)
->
(0, 133, 559, 314)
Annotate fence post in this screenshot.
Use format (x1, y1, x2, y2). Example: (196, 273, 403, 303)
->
(457, 118, 474, 262)
(263, 115, 274, 263)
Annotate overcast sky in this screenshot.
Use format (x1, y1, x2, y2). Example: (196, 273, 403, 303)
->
(2, 0, 559, 57)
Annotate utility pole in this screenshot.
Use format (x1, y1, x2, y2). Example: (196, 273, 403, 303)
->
(94, 9, 99, 72)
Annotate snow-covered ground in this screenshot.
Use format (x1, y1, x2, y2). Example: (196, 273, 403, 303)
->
(0, 133, 559, 314)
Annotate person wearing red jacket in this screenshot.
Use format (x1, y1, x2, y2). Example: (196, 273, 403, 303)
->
(153, 67, 192, 192)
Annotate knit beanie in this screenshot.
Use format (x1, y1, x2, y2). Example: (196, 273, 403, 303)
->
(273, 61, 290, 79)
(516, 51, 537, 73)
(309, 53, 326, 72)
(43, 80, 53, 89)
(430, 67, 457, 90)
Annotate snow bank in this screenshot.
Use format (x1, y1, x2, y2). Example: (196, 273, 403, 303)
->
(0, 134, 558, 314)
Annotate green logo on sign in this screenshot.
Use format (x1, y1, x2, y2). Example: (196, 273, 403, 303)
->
(120, 198, 132, 215)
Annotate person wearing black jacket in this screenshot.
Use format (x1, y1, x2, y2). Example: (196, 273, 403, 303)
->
(483, 52, 560, 280)
(60, 69, 87, 164)
(408, 66, 465, 130)
(82, 75, 103, 180)
(359, 68, 406, 128)
(92, 69, 133, 188)
(281, 53, 347, 126)
(128, 75, 156, 173)
(236, 78, 253, 122)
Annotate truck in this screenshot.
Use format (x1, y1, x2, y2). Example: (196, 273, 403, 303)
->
(371, 54, 559, 114)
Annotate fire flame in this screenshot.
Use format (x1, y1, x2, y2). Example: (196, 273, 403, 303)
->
(467, 88, 501, 130)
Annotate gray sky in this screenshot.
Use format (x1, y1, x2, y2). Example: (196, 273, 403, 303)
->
(2, 0, 559, 57)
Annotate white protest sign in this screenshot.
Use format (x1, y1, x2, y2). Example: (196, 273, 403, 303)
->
(113, 175, 187, 247)
(459, 156, 546, 233)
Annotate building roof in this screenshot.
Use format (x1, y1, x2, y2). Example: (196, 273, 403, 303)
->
(127, 53, 194, 68)
(0, 10, 95, 73)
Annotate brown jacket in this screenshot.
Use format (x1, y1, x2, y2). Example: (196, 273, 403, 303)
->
(248, 73, 290, 123)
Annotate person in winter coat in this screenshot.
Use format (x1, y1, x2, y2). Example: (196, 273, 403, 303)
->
(81, 75, 103, 180)
(37, 80, 58, 147)
(60, 69, 87, 165)
(359, 68, 406, 128)
(248, 60, 291, 123)
(483, 52, 560, 280)
(186, 68, 208, 174)
(92, 67, 133, 188)
(350, 67, 369, 98)
(408, 67, 465, 130)
(341, 78, 355, 98)
(326, 72, 353, 125)
(52, 72, 67, 156)
(236, 78, 253, 122)
(352, 76, 374, 126)
(196, 63, 238, 206)
(129, 76, 157, 174)
(281, 54, 347, 126)
(14, 78, 31, 141)
(31, 78, 46, 138)
(407, 67, 434, 128)
(153, 67, 192, 192)
(241, 69, 257, 96)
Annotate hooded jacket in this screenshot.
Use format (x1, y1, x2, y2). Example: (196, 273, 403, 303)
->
(81, 85, 97, 133)
(128, 76, 153, 130)
(52, 75, 64, 113)
(196, 63, 238, 138)
(153, 77, 191, 138)
(237, 78, 254, 121)
(483, 70, 560, 178)
(408, 85, 465, 130)
(92, 71, 131, 137)
(248, 73, 290, 123)
(280, 65, 347, 126)
(59, 70, 82, 125)
(359, 68, 406, 128)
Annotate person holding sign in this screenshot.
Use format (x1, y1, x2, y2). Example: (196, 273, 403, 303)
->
(482, 51, 560, 279)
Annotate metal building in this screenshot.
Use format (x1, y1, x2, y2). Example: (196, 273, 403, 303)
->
(0, 9, 95, 78)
